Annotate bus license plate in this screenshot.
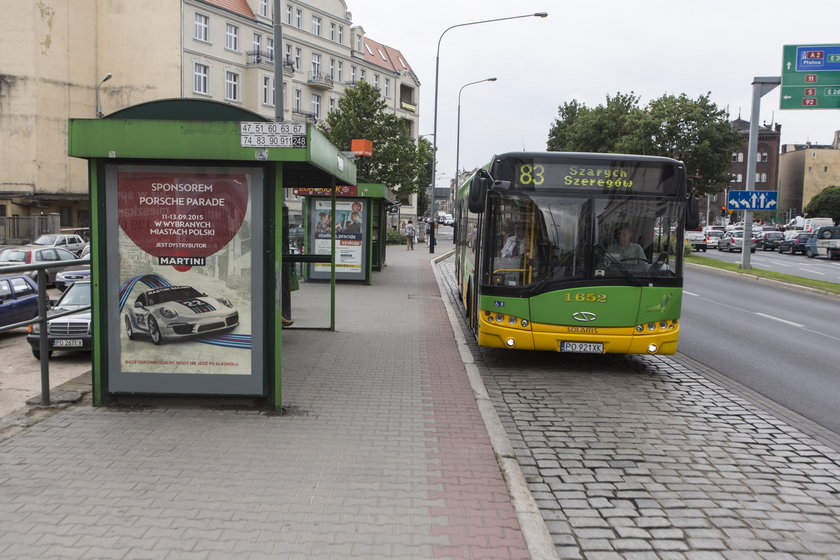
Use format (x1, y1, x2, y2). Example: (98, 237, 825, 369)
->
(560, 341, 604, 354)
(54, 339, 83, 347)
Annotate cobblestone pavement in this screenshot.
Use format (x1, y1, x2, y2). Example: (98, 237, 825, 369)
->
(439, 258, 840, 560)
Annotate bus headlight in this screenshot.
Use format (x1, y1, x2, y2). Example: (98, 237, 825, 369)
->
(508, 316, 516, 325)
(648, 344, 658, 353)
(520, 319, 529, 327)
(505, 338, 516, 347)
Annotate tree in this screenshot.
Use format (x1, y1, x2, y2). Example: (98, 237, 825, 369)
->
(546, 92, 742, 196)
(804, 185, 840, 224)
(318, 81, 427, 205)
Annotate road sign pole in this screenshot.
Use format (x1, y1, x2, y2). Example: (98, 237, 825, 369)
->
(741, 76, 780, 270)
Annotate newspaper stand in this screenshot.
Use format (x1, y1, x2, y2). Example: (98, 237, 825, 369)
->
(67, 99, 355, 409)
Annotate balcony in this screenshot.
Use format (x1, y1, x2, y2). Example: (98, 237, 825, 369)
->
(246, 50, 295, 76)
(308, 72, 334, 89)
(292, 107, 319, 122)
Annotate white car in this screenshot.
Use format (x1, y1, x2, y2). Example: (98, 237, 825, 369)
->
(124, 285, 238, 344)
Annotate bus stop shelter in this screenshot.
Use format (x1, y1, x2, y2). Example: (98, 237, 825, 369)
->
(293, 183, 396, 285)
(67, 98, 355, 409)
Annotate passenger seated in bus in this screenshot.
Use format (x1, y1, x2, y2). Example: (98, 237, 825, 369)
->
(607, 223, 647, 262)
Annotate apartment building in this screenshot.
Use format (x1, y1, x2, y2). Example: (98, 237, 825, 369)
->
(0, 0, 420, 227)
(779, 131, 840, 219)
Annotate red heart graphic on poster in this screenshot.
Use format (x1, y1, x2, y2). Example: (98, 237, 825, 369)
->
(118, 173, 249, 270)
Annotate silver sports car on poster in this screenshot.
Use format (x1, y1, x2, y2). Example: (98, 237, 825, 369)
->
(124, 285, 238, 344)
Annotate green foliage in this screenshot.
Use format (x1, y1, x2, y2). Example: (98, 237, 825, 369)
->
(804, 185, 840, 224)
(547, 92, 742, 196)
(385, 227, 405, 245)
(318, 82, 429, 205)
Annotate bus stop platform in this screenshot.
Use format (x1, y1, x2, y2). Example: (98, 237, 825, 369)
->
(0, 233, 547, 560)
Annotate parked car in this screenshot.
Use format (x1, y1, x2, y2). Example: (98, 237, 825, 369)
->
(26, 279, 91, 359)
(717, 231, 756, 253)
(704, 230, 723, 249)
(756, 231, 785, 251)
(0, 274, 41, 329)
(777, 231, 812, 255)
(30, 233, 87, 257)
(54, 264, 91, 291)
(0, 246, 80, 285)
(123, 285, 239, 344)
(684, 230, 707, 251)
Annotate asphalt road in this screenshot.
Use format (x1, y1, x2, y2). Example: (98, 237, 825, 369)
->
(679, 264, 840, 434)
(692, 245, 840, 283)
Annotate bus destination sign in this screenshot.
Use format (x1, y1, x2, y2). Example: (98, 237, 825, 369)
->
(508, 161, 677, 195)
(240, 122, 307, 148)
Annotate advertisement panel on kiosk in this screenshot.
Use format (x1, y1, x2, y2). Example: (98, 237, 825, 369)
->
(105, 164, 264, 395)
(308, 197, 368, 281)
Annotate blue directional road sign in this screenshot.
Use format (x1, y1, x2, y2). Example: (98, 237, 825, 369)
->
(726, 190, 778, 211)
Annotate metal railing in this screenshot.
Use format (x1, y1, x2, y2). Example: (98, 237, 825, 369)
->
(0, 258, 90, 406)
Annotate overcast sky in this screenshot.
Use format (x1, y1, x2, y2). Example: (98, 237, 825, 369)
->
(346, 0, 840, 187)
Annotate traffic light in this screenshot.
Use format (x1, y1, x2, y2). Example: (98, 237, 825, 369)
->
(721, 206, 726, 217)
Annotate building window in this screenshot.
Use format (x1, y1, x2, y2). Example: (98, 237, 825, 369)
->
(338, 26, 344, 44)
(286, 3, 292, 24)
(259, 0, 269, 17)
(384, 78, 390, 98)
(225, 71, 239, 100)
(737, 152, 744, 163)
(360, 68, 366, 82)
(311, 53, 321, 76)
(266, 38, 274, 60)
(761, 152, 769, 162)
(374, 74, 379, 90)
(311, 94, 321, 119)
(337, 61, 343, 82)
(263, 76, 274, 105)
(329, 22, 336, 41)
(312, 16, 321, 36)
(350, 65, 356, 82)
(294, 88, 302, 111)
(286, 43, 293, 68)
(329, 97, 336, 112)
(253, 33, 262, 52)
(194, 63, 209, 94)
(295, 8, 302, 28)
(731, 153, 738, 162)
(736, 173, 743, 183)
(194, 13, 209, 42)
(329, 58, 336, 80)
(295, 47, 302, 70)
(225, 23, 239, 51)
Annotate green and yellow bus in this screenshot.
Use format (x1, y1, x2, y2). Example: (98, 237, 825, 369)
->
(454, 151, 699, 355)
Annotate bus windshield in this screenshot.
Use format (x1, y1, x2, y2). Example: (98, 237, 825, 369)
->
(484, 192, 683, 290)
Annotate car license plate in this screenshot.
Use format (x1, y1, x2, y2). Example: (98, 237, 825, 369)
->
(560, 341, 604, 354)
(53, 339, 83, 347)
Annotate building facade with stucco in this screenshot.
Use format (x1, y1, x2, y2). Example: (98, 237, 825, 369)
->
(0, 0, 420, 229)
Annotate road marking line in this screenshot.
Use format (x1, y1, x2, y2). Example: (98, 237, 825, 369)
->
(683, 290, 699, 297)
(755, 312, 805, 328)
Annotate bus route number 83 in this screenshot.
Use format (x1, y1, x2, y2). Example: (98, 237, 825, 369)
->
(518, 164, 545, 186)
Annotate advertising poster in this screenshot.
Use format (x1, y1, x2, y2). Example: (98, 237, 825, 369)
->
(310, 199, 366, 280)
(116, 168, 253, 375)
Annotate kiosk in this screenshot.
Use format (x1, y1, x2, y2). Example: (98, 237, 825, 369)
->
(67, 99, 355, 409)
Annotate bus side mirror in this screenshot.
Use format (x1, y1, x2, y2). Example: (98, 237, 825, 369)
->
(468, 170, 492, 213)
(685, 195, 700, 230)
(490, 180, 511, 192)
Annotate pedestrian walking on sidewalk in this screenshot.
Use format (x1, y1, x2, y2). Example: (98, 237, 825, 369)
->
(404, 220, 416, 250)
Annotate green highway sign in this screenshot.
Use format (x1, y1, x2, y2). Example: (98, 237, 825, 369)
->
(781, 44, 840, 109)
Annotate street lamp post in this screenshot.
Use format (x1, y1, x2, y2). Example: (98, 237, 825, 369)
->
(95, 73, 112, 118)
(455, 77, 496, 204)
(429, 12, 547, 254)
